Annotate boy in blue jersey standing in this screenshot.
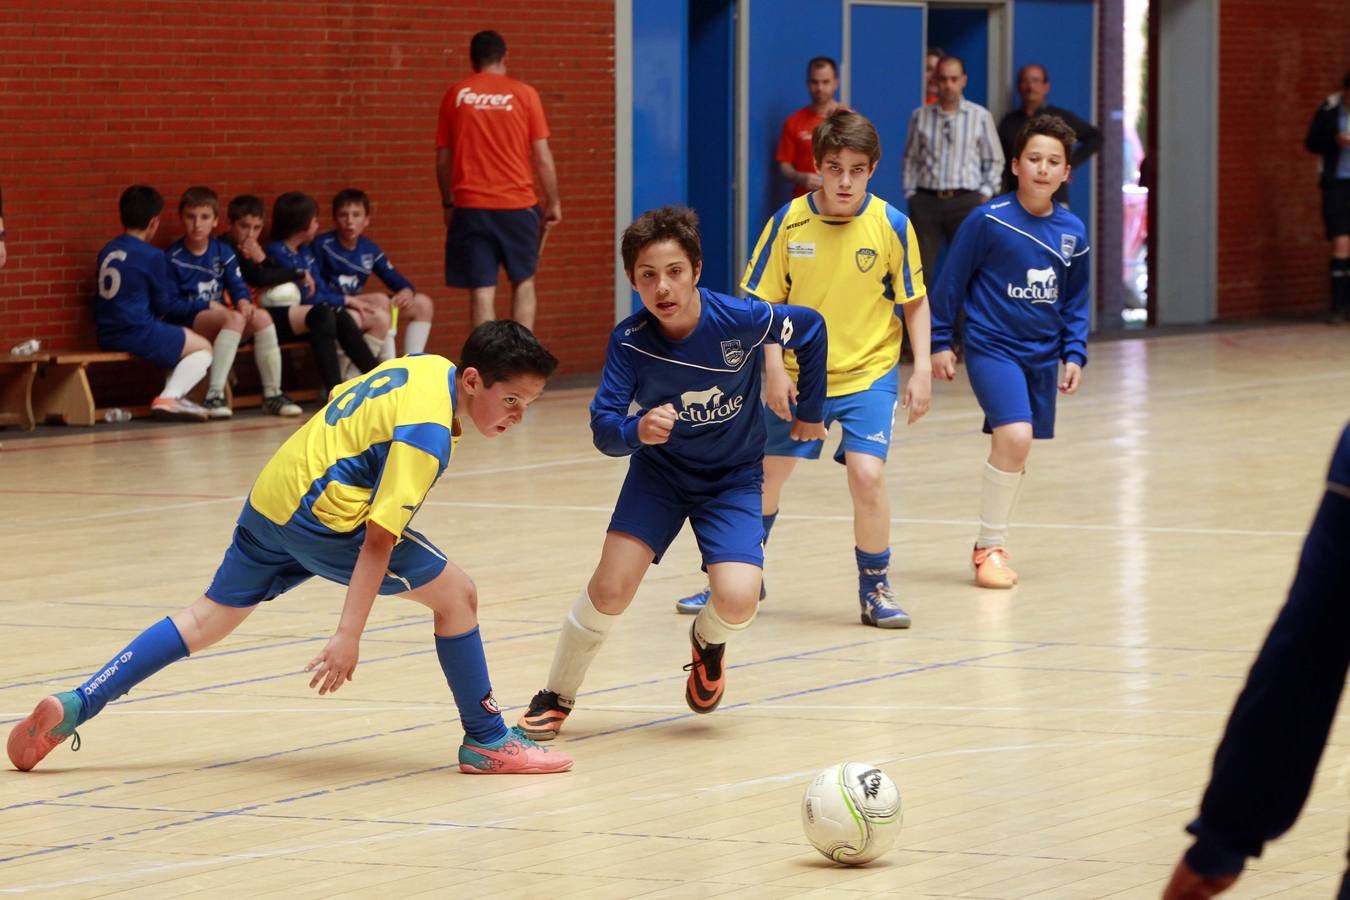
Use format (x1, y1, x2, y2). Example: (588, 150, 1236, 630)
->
(9, 321, 573, 776)
(515, 206, 828, 740)
(167, 187, 301, 418)
(675, 109, 931, 629)
(94, 185, 213, 421)
(316, 189, 437, 358)
(930, 115, 1091, 588)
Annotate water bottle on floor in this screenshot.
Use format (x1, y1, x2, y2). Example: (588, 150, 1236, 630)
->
(103, 408, 132, 423)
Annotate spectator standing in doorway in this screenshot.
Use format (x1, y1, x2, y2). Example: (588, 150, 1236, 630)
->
(924, 47, 944, 106)
(997, 63, 1102, 203)
(775, 57, 843, 198)
(436, 29, 561, 331)
(1305, 69, 1350, 323)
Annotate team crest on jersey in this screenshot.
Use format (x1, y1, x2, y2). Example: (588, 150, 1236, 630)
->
(480, 691, 500, 715)
(720, 340, 744, 367)
(855, 247, 877, 273)
(360, 253, 374, 270)
(1060, 234, 1077, 259)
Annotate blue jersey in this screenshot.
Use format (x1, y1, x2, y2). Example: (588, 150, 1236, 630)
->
(265, 240, 345, 307)
(931, 196, 1091, 366)
(94, 234, 187, 338)
(313, 231, 414, 296)
(167, 236, 251, 308)
(590, 289, 827, 478)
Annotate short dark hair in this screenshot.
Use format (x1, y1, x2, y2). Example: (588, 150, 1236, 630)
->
(470, 30, 507, 69)
(937, 55, 966, 75)
(178, 185, 219, 216)
(813, 109, 881, 166)
(1013, 114, 1077, 160)
(806, 56, 837, 79)
(227, 194, 265, 222)
(621, 205, 702, 275)
(270, 192, 319, 242)
(119, 185, 163, 230)
(926, 46, 945, 60)
(332, 188, 370, 216)
(459, 319, 558, 386)
(1018, 62, 1049, 82)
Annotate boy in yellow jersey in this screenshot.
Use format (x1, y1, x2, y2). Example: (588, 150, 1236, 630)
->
(675, 110, 931, 628)
(8, 321, 573, 776)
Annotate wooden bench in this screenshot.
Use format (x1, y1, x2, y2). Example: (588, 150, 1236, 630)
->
(0, 342, 323, 429)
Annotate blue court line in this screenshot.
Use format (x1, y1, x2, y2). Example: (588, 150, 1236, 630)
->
(0, 639, 1054, 866)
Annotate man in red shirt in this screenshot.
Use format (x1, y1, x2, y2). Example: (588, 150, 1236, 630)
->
(775, 57, 842, 198)
(436, 30, 561, 331)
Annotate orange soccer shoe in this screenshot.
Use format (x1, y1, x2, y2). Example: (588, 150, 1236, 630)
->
(683, 624, 727, 714)
(972, 546, 1018, 589)
(515, 689, 572, 741)
(8, 692, 83, 772)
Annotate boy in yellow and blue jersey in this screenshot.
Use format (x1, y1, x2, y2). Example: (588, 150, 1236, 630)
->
(8, 321, 573, 777)
(674, 109, 931, 629)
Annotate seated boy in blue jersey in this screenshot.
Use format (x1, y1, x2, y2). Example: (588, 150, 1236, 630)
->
(514, 206, 828, 740)
(262, 192, 383, 389)
(930, 115, 1090, 589)
(167, 186, 301, 418)
(93, 185, 214, 421)
(8, 321, 573, 776)
(316, 188, 436, 358)
(674, 109, 932, 629)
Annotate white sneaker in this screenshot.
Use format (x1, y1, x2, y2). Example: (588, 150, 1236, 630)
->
(151, 396, 209, 422)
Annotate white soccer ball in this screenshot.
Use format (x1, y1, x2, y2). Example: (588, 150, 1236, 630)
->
(262, 282, 302, 307)
(801, 762, 902, 865)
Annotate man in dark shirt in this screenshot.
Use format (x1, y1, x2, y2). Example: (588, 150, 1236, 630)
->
(1162, 421, 1350, 899)
(997, 64, 1102, 203)
(1305, 70, 1350, 323)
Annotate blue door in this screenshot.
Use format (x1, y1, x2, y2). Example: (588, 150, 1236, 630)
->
(847, 2, 925, 214)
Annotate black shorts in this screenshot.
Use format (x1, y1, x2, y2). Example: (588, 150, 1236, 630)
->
(1323, 179, 1350, 240)
(444, 207, 541, 288)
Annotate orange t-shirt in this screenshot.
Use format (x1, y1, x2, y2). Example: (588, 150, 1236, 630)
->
(775, 107, 825, 198)
(435, 72, 550, 210)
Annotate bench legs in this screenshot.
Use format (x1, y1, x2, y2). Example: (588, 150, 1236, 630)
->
(32, 362, 96, 426)
(0, 360, 38, 430)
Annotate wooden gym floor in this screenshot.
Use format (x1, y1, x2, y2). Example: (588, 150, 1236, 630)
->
(2, 324, 1349, 898)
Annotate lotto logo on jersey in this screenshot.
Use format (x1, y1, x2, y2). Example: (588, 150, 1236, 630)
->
(1007, 267, 1058, 304)
(677, 384, 745, 428)
(456, 87, 515, 111)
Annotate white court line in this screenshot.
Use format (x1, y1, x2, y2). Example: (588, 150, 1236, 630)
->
(418, 500, 1306, 539)
(0, 495, 246, 531)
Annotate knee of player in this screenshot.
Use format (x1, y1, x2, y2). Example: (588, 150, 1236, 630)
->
(847, 461, 888, 497)
(222, 309, 246, 331)
(250, 307, 274, 329)
(412, 293, 435, 319)
(585, 575, 633, 615)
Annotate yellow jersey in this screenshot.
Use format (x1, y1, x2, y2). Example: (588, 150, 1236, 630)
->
(247, 355, 462, 539)
(742, 193, 925, 396)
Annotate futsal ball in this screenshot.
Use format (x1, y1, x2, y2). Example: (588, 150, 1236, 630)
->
(801, 762, 902, 865)
(262, 282, 302, 307)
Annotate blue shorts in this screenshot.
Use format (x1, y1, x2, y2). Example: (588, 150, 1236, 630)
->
(764, 385, 898, 464)
(964, 343, 1058, 439)
(206, 507, 448, 607)
(607, 454, 764, 567)
(444, 207, 541, 288)
(98, 321, 187, 370)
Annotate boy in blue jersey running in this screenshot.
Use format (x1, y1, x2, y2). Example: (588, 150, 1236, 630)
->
(316, 189, 437, 358)
(930, 115, 1091, 588)
(8, 321, 573, 776)
(167, 186, 301, 418)
(94, 185, 213, 421)
(515, 206, 828, 740)
(674, 109, 931, 629)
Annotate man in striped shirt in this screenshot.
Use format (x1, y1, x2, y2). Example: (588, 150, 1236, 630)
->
(902, 55, 1004, 280)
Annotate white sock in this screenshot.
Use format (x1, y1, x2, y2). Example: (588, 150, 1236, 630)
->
(544, 590, 619, 703)
(976, 462, 1024, 549)
(161, 349, 211, 399)
(207, 329, 242, 395)
(252, 324, 283, 396)
(403, 320, 431, 355)
(380, 333, 396, 360)
(365, 332, 389, 362)
(694, 597, 756, 647)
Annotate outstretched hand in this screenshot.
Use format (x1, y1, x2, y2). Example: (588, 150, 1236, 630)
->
(306, 631, 359, 695)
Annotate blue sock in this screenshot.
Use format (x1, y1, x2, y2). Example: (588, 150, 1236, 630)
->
(76, 617, 189, 725)
(856, 547, 891, 598)
(762, 511, 778, 545)
(435, 627, 509, 744)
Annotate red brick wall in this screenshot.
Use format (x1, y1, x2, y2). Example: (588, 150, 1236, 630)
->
(1217, 2, 1350, 318)
(0, 1, 615, 374)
